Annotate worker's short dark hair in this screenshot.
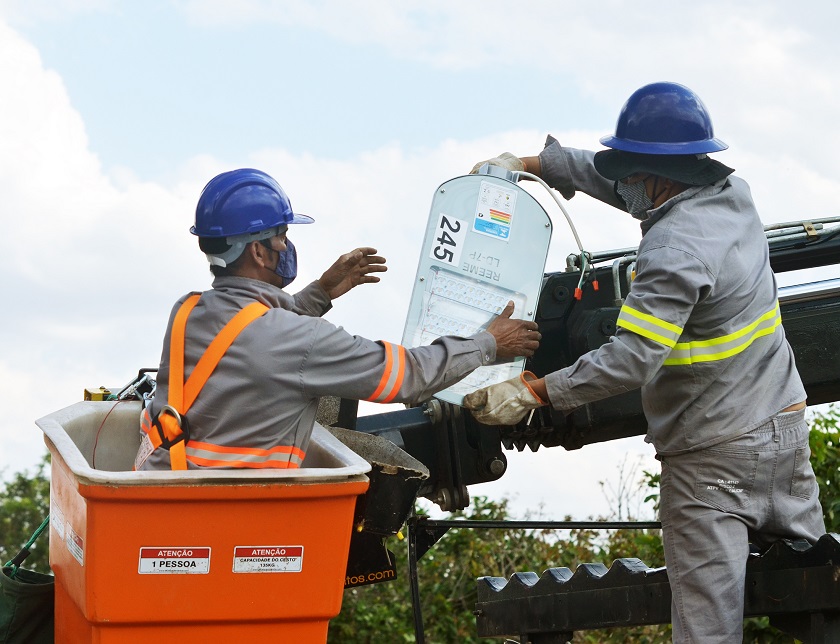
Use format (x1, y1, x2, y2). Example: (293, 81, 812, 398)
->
(198, 237, 242, 277)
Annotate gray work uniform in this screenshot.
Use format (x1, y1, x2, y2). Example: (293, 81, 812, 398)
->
(138, 276, 497, 471)
(538, 137, 824, 643)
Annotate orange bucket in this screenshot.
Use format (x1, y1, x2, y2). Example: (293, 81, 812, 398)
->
(37, 401, 370, 643)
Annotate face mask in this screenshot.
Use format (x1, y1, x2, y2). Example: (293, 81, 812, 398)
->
(274, 237, 297, 288)
(615, 180, 654, 220)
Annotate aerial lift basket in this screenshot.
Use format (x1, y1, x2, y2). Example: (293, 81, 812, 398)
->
(36, 400, 370, 643)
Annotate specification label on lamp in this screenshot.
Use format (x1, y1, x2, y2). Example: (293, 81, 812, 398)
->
(138, 547, 211, 574)
(473, 180, 518, 241)
(233, 545, 304, 573)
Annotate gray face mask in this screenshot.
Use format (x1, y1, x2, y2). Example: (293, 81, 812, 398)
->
(615, 180, 654, 220)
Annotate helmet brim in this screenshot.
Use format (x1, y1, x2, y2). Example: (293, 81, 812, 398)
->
(190, 212, 315, 236)
(594, 149, 734, 186)
(289, 213, 315, 225)
(599, 135, 728, 156)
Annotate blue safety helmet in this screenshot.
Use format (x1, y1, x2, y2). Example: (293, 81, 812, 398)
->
(192, 168, 313, 267)
(600, 82, 728, 155)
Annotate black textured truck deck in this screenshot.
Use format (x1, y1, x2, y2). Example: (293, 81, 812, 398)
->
(476, 533, 840, 643)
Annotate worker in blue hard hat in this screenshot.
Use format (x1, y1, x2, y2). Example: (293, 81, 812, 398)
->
(135, 168, 540, 472)
(467, 82, 824, 643)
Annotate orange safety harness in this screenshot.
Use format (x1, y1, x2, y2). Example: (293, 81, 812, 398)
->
(145, 294, 269, 470)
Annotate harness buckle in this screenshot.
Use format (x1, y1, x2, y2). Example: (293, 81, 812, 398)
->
(153, 405, 191, 449)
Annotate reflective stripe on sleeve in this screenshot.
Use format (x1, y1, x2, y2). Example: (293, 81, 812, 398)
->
(365, 341, 407, 403)
(616, 304, 684, 348)
(664, 303, 782, 365)
(185, 440, 305, 469)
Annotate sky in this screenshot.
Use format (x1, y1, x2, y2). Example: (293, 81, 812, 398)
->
(0, 0, 838, 524)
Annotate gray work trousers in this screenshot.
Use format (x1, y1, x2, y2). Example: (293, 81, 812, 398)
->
(659, 408, 825, 643)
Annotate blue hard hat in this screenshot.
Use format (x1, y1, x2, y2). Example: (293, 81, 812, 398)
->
(600, 82, 728, 155)
(192, 168, 313, 238)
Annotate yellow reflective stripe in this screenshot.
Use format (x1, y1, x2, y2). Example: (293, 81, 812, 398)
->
(616, 305, 683, 348)
(620, 306, 684, 334)
(664, 303, 782, 366)
(672, 304, 780, 350)
(616, 319, 679, 347)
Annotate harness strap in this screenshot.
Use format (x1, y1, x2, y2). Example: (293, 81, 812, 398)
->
(183, 301, 271, 410)
(168, 294, 201, 418)
(162, 295, 269, 470)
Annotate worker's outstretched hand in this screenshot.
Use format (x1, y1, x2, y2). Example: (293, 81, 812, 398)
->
(463, 372, 545, 425)
(319, 247, 387, 300)
(485, 301, 541, 359)
(469, 152, 524, 175)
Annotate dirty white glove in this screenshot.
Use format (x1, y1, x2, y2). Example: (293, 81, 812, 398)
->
(469, 152, 525, 175)
(463, 371, 545, 425)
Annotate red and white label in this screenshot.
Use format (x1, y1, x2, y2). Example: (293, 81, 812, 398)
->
(66, 525, 84, 566)
(232, 545, 304, 573)
(138, 547, 211, 574)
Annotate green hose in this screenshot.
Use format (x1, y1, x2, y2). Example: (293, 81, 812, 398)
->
(3, 514, 50, 579)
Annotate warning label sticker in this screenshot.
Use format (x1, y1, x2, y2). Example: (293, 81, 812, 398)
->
(473, 180, 517, 241)
(233, 545, 304, 573)
(138, 547, 211, 574)
(50, 500, 65, 540)
(66, 525, 84, 566)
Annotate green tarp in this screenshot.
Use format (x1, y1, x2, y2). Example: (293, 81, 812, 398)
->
(0, 566, 54, 644)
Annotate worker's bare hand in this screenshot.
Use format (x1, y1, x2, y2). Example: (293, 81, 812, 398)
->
(485, 301, 541, 359)
(318, 247, 387, 300)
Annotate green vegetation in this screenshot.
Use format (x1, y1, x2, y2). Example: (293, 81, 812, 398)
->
(0, 455, 50, 574)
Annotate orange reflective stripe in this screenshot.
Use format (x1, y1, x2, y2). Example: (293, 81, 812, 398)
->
(187, 440, 306, 460)
(365, 341, 407, 403)
(367, 341, 395, 402)
(186, 455, 301, 469)
(381, 344, 406, 404)
(185, 440, 305, 469)
(183, 301, 269, 410)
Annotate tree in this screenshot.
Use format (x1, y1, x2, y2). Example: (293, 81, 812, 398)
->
(0, 455, 51, 575)
(808, 405, 840, 532)
(329, 496, 603, 643)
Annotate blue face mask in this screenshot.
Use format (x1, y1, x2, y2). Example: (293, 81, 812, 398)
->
(274, 237, 297, 288)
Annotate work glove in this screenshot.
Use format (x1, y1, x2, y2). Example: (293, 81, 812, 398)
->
(463, 371, 545, 425)
(470, 152, 525, 175)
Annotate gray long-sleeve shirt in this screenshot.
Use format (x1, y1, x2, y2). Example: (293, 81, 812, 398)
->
(538, 137, 805, 455)
(139, 276, 496, 469)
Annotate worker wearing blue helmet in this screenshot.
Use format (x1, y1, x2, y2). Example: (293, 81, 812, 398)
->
(135, 168, 540, 473)
(467, 83, 825, 643)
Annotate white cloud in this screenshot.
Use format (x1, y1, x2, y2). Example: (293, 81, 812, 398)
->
(174, 0, 840, 187)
